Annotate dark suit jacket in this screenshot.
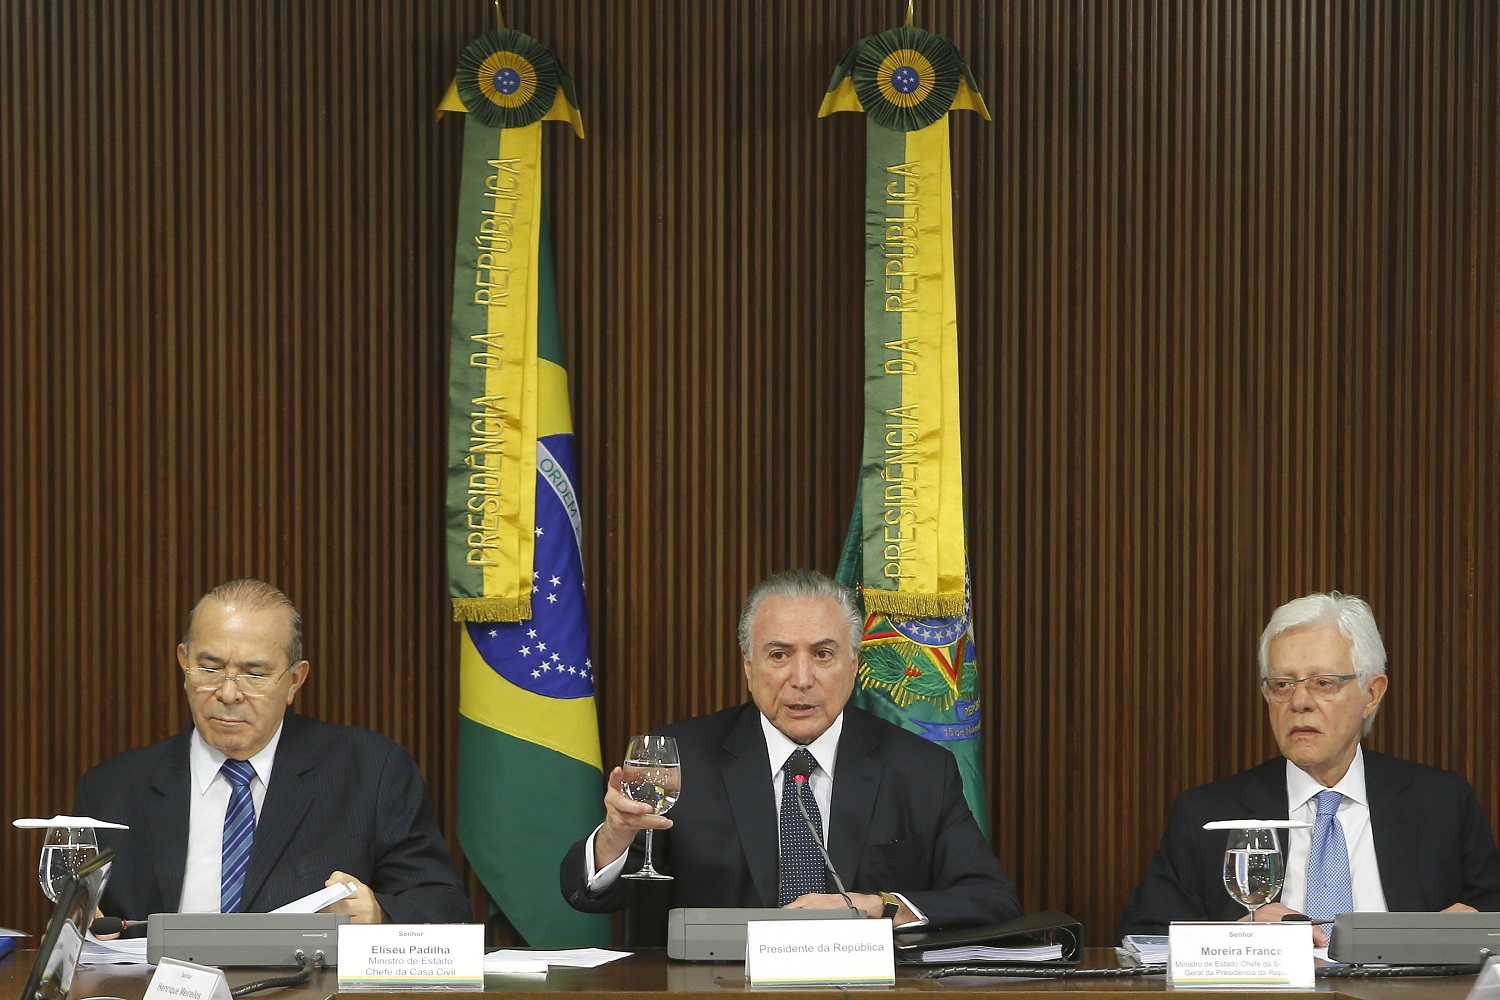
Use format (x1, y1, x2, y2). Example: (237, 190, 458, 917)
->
(73, 711, 472, 923)
(560, 703, 1021, 942)
(1117, 751, 1500, 939)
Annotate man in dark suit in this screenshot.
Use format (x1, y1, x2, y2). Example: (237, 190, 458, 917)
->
(1118, 592, 1500, 942)
(74, 579, 470, 924)
(559, 569, 1021, 939)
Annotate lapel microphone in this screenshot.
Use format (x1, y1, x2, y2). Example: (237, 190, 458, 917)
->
(789, 753, 861, 914)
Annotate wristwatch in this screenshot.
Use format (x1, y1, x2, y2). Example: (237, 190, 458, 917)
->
(878, 891, 901, 920)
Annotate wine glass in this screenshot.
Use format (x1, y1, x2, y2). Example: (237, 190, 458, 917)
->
(619, 735, 680, 881)
(38, 825, 100, 902)
(1223, 826, 1284, 920)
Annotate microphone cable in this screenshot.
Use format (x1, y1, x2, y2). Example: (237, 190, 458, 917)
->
(917, 962, 1485, 980)
(228, 951, 321, 997)
(789, 755, 861, 916)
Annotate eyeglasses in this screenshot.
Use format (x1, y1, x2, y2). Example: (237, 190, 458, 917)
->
(183, 666, 289, 696)
(1261, 674, 1359, 702)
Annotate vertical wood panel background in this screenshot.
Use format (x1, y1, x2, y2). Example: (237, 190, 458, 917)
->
(2, 0, 1495, 944)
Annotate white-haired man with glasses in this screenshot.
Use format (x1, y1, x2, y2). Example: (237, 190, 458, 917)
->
(74, 579, 471, 926)
(1119, 591, 1500, 943)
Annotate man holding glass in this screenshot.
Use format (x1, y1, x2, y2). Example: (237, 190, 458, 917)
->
(73, 578, 470, 925)
(560, 569, 1022, 940)
(1118, 592, 1500, 943)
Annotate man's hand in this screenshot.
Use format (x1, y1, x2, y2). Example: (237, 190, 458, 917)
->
(784, 892, 916, 927)
(593, 766, 673, 870)
(325, 872, 386, 924)
(1238, 902, 1328, 947)
(1442, 902, 1478, 914)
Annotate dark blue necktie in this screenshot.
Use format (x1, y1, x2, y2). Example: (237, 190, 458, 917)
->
(1305, 789, 1353, 920)
(777, 748, 828, 905)
(220, 759, 257, 913)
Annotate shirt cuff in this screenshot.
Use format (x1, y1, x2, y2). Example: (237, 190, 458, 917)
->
(892, 892, 928, 928)
(584, 825, 630, 892)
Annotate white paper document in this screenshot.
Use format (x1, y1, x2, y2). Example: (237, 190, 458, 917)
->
(482, 948, 631, 971)
(270, 880, 358, 913)
(82, 932, 151, 965)
(914, 943, 1064, 963)
(1201, 819, 1311, 830)
(13, 815, 130, 830)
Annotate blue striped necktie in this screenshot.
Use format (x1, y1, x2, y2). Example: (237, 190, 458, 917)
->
(220, 759, 257, 913)
(1304, 789, 1354, 920)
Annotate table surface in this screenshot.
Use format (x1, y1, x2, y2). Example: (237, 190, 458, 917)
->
(0, 947, 1482, 1000)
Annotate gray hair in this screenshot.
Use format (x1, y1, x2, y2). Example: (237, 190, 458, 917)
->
(1257, 591, 1386, 734)
(736, 569, 863, 658)
(185, 578, 304, 665)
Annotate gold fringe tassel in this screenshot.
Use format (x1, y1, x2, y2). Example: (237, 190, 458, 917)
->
(860, 590, 967, 619)
(452, 596, 533, 623)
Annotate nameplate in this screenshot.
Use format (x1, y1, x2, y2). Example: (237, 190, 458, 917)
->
(1469, 955, 1500, 1000)
(337, 924, 484, 991)
(744, 918, 894, 987)
(144, 957, 232, 1000)
(1168, 921, 1314, 988)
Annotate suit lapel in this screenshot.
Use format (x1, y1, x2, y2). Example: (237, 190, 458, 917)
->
(721, 707, 778, 905)
(240, 714, 319, 908)
(827, 711, 881, 884)
(1363, 751, 1420, 908)
(148, 729, 194, 911)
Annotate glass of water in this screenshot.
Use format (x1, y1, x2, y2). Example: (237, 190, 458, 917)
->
(619, 735, 680, 881)
(38, 825, 100, 902)
(1223, 826, 1284, 920)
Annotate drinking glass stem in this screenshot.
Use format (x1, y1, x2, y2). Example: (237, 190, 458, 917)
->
(642, 830, 656, 873)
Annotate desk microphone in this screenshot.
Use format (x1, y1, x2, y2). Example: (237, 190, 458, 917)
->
(789, 755, 861, 915)
(90, 916, 146, 938)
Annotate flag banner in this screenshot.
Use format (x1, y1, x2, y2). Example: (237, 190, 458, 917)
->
(819, 24, 989, 620)
(822, 23, 991, 835)
(444, 28, 584, 623)
(442, 26, 608, 947)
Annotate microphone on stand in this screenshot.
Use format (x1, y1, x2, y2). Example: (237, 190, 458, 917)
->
(789, 754, 861, 915)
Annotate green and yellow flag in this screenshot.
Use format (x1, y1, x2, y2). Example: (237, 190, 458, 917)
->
(441, 26, 607, 946)
(822, 21, 992, 836)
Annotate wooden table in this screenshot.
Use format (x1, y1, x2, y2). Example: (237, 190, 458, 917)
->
(1, 947, 1482, 1000)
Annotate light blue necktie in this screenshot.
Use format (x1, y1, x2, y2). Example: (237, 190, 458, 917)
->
(1305, 789, 1354, 920)
(777, 748, 828, 906)
(220, 759, 257, 913)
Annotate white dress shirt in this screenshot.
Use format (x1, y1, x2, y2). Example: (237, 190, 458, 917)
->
(178, 725, 283, 913)
(1279, 746, 1388, 914)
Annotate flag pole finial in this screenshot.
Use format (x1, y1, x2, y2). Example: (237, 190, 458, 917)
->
(905, 0, 915, 27)
(493, 0, 505, 30)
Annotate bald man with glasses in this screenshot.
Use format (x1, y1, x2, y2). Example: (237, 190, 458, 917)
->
(73, 579, 471, 926)
(1118, 592, 1500, 942)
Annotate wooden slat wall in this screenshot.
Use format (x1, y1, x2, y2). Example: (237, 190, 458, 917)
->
(1, 0, 1495, 944)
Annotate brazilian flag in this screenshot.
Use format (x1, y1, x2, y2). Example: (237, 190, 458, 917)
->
(441, 28, 608, 946)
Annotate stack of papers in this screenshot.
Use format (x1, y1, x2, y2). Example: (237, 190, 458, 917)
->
(81, 933, 150, 965)
(1118, 933, 1169, 965)
(914, 942, 1063, 963)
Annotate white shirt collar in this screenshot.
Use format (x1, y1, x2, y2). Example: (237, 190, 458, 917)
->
(759, 711, 844, 779)
(189, 722, 284, 794)
(1286, 743, 1369, 810)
